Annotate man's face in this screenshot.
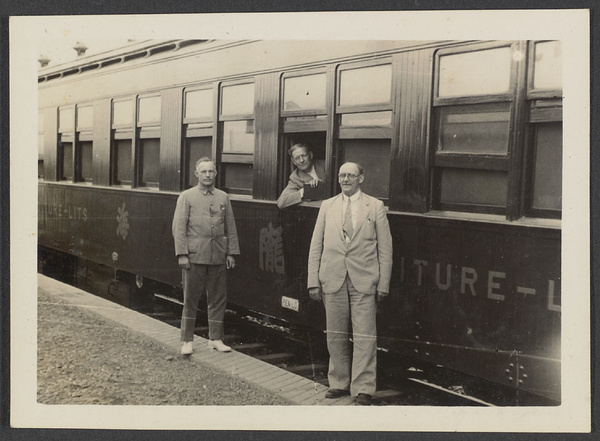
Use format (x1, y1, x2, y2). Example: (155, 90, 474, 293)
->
(338, 163, 363, 197)
(195, 161, 217, 188)
(291, 147, 313, 172)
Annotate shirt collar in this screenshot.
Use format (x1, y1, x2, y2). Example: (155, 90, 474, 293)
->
(342, 190, 361, 204)
(198, 185, 215, 195)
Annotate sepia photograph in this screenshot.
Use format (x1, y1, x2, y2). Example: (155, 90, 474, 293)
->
(9, 10, 591, 432)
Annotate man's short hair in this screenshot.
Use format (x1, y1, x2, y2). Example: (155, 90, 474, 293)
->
(195, 157, 215, 169)
(288, 143, 310, 157)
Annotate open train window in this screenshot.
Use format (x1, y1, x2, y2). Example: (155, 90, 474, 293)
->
(431, 42, 518, 215)
(336, 60, 393, 203)
(57, 107, 74, 181)
(218, 81, 255, 195)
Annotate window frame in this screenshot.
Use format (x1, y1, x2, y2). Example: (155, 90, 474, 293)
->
(217, 79, 256, 195)
(527, 40, 563, 100)
(430, 41, 522, 216)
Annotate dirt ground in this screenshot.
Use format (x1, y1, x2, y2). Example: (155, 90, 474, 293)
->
(37, 290, 291, 406)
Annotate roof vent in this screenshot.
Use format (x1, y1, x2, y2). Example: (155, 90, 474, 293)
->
(73, 41, 88, 57)
(38, 54, 50, 68)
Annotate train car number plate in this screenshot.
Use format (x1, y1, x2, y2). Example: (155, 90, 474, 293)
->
(281, 296, 299, 312)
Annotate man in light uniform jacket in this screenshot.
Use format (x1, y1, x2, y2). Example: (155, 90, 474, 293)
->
(172, 157, 240, 355)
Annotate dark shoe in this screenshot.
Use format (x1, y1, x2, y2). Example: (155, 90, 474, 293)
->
(325, 389, 350, 399)
(356, 393, 372, 406)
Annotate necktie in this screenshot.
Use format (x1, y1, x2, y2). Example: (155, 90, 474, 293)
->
(343, 199, 353, 240)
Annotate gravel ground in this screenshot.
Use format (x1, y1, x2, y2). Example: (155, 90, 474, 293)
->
(37, 290, 291, 406)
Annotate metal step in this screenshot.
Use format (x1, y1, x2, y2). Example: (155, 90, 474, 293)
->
(286, 363, 328, 374)
(230, 342, 267, 351)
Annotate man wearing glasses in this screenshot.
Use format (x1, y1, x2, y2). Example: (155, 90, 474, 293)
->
(276, 143, 325, 209)
(307, 162, 393, 405)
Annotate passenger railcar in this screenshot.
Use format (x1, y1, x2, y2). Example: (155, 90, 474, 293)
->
(37, 39, 562, 402)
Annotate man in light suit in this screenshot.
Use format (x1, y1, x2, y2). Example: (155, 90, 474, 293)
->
(276, 143, 325, 209)
(308, 162, 393, 406)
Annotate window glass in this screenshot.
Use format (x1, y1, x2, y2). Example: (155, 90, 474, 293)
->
(223, 163, 253, 191)
(185, 89, 213, 120)
(439, 169, 508, 207)
(77, 106, 94, 129)
(38, 135, 45, 156)
(113, 100, 133, 126)
(342, 139, 390, 200)
(533, 41, 562, 90)
(341, 111, 392, 127)
(221, 83, 254, 116)
(80, 141, 93, 181)
(115, 139, 132, 184)
(438, 104, 510, 154)
(532, 122, 562, 210)
(186, 137, 212, 188)
(222, 120, 255, 154)
(283, 73, 327, 111)
(59, 108, 74, 132)
(438, 47, 512, 98)
(138, 96, 161, 124)
(140, 138, 160, 185)
(339, 64, 392, 107)
(60, 142, 73, 180)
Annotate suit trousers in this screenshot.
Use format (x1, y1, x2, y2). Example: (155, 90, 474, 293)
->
(181, 263, 227, 342)
(323, 274, 377, 396)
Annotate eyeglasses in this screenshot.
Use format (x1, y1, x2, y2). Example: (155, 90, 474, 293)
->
(292, 154, 309, 161)
(338, 173, 361, 180)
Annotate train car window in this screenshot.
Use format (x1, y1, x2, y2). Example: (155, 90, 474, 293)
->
(524, 41, 562, 219)
(437, 47, 512, 98)
(139, 138, 160, 187)
(437, 103, 510, 155)
(185, 137, 212, 188)
(531, 122, 562, 211)
(59, 141, 74, 181)
(114, 139, 133, 185)
(339, 64, 392, 108)
(112, 99, 134, 127)
(138, 96, 161, 124)
(59, 107, 74, 132)
(183, 87, 214, 189)
(75, 105, 94, 183)
(432, 42, 517, 215)
(185, 89, 213, 121)
(222, 120, 255, 154)
(336, 61, 393, 202)
(283, 73, 327, 111)
(531, 41, 562, 91)
(77, 105, 94, 130)
(221, 83, 254, 117)
(218, 82, 255, 195)
(38, 112, 44, 180)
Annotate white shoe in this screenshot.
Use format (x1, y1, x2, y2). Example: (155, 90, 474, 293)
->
(208, 339, 231, 352)
(181, 341, 193, 355)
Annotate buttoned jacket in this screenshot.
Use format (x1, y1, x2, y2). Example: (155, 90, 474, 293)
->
(307, 192, 393, 294)
(172, 186, 240, 265)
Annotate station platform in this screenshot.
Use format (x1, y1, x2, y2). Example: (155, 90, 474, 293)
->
(37, 274, 356, 406)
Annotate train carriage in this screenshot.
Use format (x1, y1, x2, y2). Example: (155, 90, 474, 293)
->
(37, 39, 562, 402)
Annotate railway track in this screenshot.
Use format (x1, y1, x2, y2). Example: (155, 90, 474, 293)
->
(150, 294, 495, 407)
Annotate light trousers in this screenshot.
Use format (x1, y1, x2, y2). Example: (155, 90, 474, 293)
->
(323, 275, 377, 396)
(181, 263, 227, 342)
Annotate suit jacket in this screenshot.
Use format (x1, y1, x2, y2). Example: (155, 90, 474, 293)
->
(307, 192, 393, 295)
(276, 161, 325, 209)
(172, 186, 240, 265)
